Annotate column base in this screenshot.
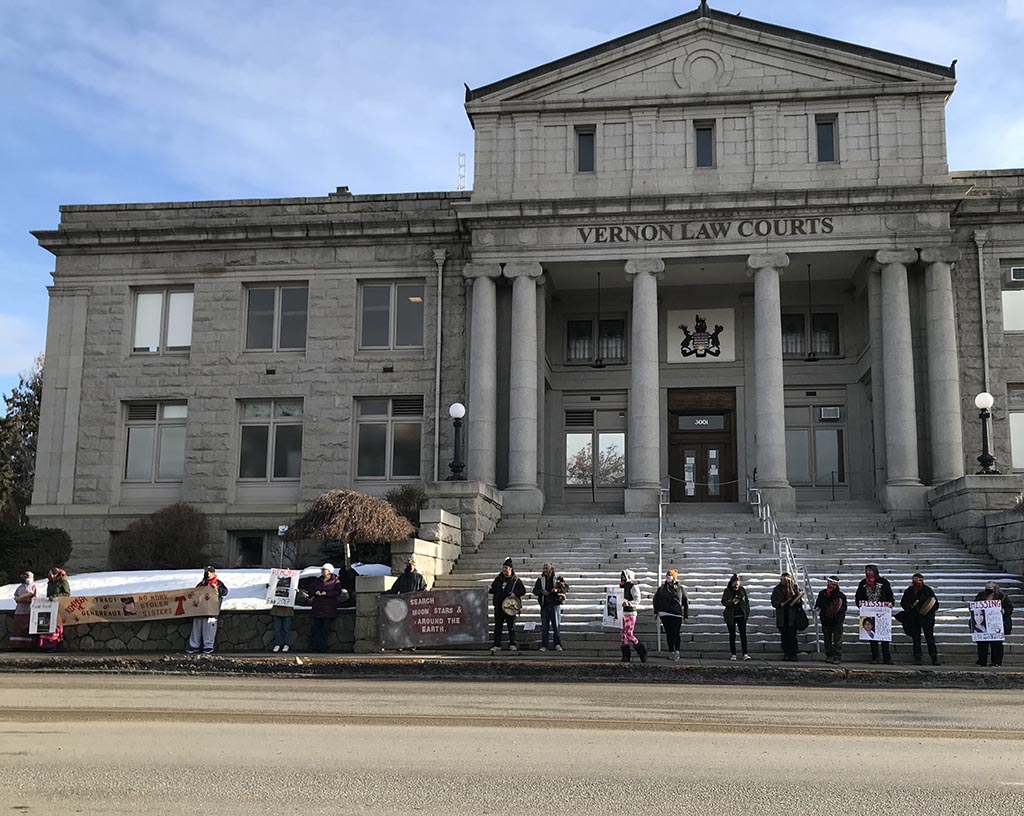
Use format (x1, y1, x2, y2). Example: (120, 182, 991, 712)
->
(624, 487, 660, 515)
(757, 484, 796, 511)
(500, 487, 544, 515)
(881, 482, 928, 512)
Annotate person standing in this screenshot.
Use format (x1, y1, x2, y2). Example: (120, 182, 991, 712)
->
(721, 574, 751, 661)
(186, 566, 228, 655)
(387, 558, 428, 594)
(652, 569, 689, 661)
(814, 575, 848, 664)
(771, 572, 804, 662)
(619, 569, 648, 663)
(532, 563, 568, 652)
(855, 564, 895, 664)
(489, 558, 526, 653)
(900, 573, 940, 666)
(39, 568, 71, 652)
(9, 571, 38, 651)
(308, 563, 343, 653)
(973, 582, 1014, 667)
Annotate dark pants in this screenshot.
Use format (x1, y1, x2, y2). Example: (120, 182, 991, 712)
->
(977, 641, 1005, 666)
(309, 617, 334, 652)
(869, 640, 892, 663)
(540, 604, 561, 647)
(822, 623, 844, 660)
(493, 608, 516, 647)
(909, 617, 938, 660)
(660, 615, 682, 652)
(780, 626, 798, 659)
(727, 616, 748, 655)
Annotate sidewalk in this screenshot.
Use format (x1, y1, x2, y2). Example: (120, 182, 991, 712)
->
(1, 649, 1021, 689)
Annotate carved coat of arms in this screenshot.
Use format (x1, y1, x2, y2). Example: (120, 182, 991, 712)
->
(679, 314, 724, 357)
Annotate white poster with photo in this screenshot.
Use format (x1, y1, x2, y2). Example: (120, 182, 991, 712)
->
(28, 597, 59, 635)
(970, 600, 1005, 642)
(266, 568, 299, 608)
(602, 586, 624, 630)
(667, 308, 736, 363)
(858, 601, 892, 642)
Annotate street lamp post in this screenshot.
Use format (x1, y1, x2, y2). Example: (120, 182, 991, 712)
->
(447, 402, 467, 481)
(974, 391, 999, 474)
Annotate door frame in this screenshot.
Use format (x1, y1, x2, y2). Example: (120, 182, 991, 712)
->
(667, 388, 738, 502)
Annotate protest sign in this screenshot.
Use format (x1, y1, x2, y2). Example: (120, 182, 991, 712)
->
(59, 586, 221, 625)
(379, 588, 488, 649)
(266, 569, 299, 608)
(858, 601, 892, 642)
(970, 599, 1005, 642)
(602, 586, 624, 630)
(28, 598, 59, 634)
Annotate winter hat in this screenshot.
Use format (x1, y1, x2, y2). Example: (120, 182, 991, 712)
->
(667, 569, 678, 580)
(827, 575, 840, 584)
(503, 558, 514, 568)
(204, 565, 216, 574)
(321, 563, 335, 574)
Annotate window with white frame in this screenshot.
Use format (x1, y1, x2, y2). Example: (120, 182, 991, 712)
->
(359, 283, 424, 349)
(123, 402, 187, 482)
(355, 396, 423, 479)
(1008, 385, 1024, 469)
(785, 404, 846, 486)
(245, 284, 308, 351)
(132, 289, 193, 354)
(238, 399, 304, 481)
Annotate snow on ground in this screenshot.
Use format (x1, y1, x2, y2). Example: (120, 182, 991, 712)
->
(0, 563, 393, 612)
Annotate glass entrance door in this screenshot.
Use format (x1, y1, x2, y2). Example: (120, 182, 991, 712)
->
(669, 441, 734, 501)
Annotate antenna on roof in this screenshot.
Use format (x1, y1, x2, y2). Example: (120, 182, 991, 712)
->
(699, 0, 710, 15)
(457, 153, 467, 191)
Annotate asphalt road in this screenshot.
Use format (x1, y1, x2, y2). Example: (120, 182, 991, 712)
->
(1, 675, 1022, 814)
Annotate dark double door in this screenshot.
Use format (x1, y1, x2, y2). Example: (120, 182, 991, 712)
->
(667, 389, 738, 502)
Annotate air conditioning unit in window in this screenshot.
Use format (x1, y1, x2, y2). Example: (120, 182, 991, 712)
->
(1009, 267, 1024, 284)
(819, 406, 842, 421)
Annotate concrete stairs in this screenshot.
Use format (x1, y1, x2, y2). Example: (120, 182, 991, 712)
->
(434, 503, 1024, 662)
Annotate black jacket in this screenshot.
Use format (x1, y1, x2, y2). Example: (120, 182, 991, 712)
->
(387, 570, 427, 594)
(855, 577, 895, 606)
(532, 575, 569, 608)
(489, 573, 526, 608)
(771, 583, 804, 629)
(899, 584, 939, 620)
(653, 581, 689, 619)
(814, 588, 848, 626)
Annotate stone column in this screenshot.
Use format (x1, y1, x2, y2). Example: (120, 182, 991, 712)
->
(748, 253, 795, 510)
(624, 258, 664, 514)
(876, 249, 926, 510)
(867, 266, 887, 497)
(922, 246, 965, 484)
(502, 261, 544, 514)
(463, 263, 502, 486)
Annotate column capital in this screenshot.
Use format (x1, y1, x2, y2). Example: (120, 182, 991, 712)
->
(746, 252, 789, 272)
(503, 261, 544, 280)
(920, 246, 962, 265)
(624, 258, 665, 279)
(875, 249, 918, 266)
(463, 262, 503, 280)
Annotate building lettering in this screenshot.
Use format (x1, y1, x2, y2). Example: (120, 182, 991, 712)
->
(577, 217, 834, 244)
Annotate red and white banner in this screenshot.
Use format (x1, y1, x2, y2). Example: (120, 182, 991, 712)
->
(59, 587, 221, 624)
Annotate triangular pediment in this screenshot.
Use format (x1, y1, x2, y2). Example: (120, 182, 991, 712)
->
(467, 10, 954, 107)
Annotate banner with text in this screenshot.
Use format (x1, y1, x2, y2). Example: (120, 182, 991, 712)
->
(858, 601, 892, 642)
(58, 587, 221, 625)
(379, 588, 489, 649)
(970, 600, 1005, 642)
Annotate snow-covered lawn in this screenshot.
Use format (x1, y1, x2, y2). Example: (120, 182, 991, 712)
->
(0, 563, 393, 612)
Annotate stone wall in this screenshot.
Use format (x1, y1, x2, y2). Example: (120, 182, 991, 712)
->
(985, 511, 1024, 575)
(390, 519, 462, 590)
(0, 610, 355, 653)
(929, 475, 1023, 553)
(424, 482, 502, 554)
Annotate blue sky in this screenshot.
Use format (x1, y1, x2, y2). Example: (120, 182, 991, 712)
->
(2, 0, 1023, 397)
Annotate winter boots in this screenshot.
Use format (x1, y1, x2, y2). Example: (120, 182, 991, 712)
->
(635, 641, 649, 663)
(620, 645, 631, 663)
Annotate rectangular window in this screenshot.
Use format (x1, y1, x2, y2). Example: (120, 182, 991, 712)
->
(238, 399, 303, 481)
(565, 317, 626, 364)
(123, 402, 187, 482)
(245, 284, 308, 351)
(564, 410, 626, 487)
(1010, 413, 1024, 469)
(233, 533, 268, 568)
(132, 289, 193, 354)
(359, 283, 424, 350)
(576, 127, 596, 173)
(781, 312, 841, 357)
(816, 116, 837, 163)
(695, 121, 715, 168)
(1002, 290, 1024, 331)
(355, 396, 424, 480)
(785, 429, 811, 484)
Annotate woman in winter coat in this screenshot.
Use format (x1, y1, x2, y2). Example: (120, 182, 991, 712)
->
(899, 573, 940, 666)
(186, 566, 229, 655)
(770, 572, 804, 662)
(38, 567, 71, 652)
(973, 582, 1014, 667)
(308, 563, 344, 653)
(652, 569, 688, 660)
(619, 569, 648, 663)
(9, 571, 38, 651)
(532, 563, 569, 652)
(721, 573, 751, 661)
(489, 558, 526, 653)
(855, 564, 895, 664)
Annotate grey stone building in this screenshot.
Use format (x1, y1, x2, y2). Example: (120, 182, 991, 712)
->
(29, 4, 1024, 569)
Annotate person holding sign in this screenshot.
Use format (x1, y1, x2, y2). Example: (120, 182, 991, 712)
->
(900, 573, 940, 666)
(533, 563, 569, 652)
(39, 567, 71, 652)
(770, 572, 805, 662)
(972, 582, 1014, 667)
(855, 565, 894, 664)
(186, 566, 228, 655)
(9, 571, 38, 651)
(489, 558, 526, 653)
(619, 569, 648, 663)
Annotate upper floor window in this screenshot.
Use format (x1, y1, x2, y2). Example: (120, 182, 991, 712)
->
(781, 312, 840, 357)
(132, 289, 193, 354)
(238, 399, 303, 481)
(566, 317, 626, 365)
(576, 127, 596, 173)
(816, 115, 838, 163)
(355, 396, 423, 480)
(694, 121, 715, 168)
(359, 283, 424, 349)
(124, 402, 187, 482)
(245, 284, 308, 351)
